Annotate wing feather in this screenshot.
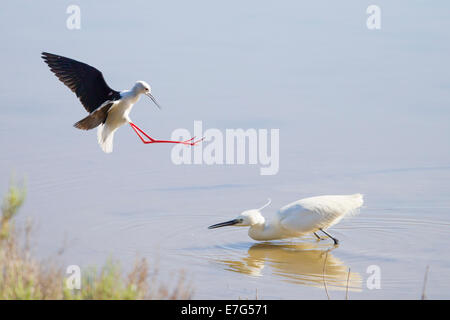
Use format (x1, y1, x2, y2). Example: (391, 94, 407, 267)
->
(41, 52, 121, 113)
(278, 194, 364, 233)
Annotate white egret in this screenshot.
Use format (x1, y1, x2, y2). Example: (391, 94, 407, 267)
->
(208, 194, 364, 244)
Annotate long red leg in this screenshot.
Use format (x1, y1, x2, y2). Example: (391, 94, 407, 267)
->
(129, 122, 203, 146)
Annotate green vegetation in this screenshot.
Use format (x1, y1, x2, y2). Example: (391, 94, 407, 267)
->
(0, 180, 192, 300)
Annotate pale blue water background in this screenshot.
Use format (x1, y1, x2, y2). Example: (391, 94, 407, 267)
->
(0, 1, 449, 299)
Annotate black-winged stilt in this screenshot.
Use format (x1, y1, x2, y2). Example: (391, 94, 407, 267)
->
(208, 194, 364, 244)
(41, 52, 202, 153)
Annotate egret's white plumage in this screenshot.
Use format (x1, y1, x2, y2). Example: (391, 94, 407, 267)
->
(209, 194, 364, 244)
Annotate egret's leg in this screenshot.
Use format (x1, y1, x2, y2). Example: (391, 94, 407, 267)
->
(319, 229, 339, 245)
(129, 122, 203, 146)
(313, 232, 322, 240)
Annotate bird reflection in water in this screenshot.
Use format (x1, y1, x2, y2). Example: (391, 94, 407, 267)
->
(217, 242, 361, 292)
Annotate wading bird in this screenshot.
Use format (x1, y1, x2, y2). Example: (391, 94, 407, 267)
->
(41, 52, 202, 153)
(208, 194, 364, 245)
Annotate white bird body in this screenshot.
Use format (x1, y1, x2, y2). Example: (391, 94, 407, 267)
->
(97, 82, 149, 153)
(277, 194, 363, 235)
(209, 194, 364, 244)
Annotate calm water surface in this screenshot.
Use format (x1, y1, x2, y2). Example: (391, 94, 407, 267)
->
(1, 1, 449, 299)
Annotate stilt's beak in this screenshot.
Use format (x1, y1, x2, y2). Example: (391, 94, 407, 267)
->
(208, 219, 241, 229)
(145, 92, 161, 110)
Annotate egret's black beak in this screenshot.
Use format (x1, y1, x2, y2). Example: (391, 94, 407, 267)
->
(208, 219, 241, 229)
(145, 92, 161, 110)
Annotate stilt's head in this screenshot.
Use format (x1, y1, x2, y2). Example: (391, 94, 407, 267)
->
(134, 80, 151, 93)
(208, 199, 271, 229)
(133, 80, 161, 109)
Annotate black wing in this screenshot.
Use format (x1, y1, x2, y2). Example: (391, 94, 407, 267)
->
(41, 52, 121, 113)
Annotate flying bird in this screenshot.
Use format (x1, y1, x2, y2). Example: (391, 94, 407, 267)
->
(208, 194, 364, 245)
(41, 52, 202, 153)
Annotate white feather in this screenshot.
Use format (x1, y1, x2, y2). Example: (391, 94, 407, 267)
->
(278, 194, 364, 234)
(97, 124, 115, 153)
(92, 82, 148, 153)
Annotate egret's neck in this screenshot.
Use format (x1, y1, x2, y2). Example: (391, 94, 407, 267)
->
(248, 219, 284, 241)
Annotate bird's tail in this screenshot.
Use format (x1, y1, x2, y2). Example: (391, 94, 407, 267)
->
(343, 193, 364, 217)
(97, 124, 114, 153)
